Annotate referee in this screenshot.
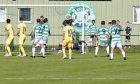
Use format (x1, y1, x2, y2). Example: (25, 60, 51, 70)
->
(125, 21, 132, 48)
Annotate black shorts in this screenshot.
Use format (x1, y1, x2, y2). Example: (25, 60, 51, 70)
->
(90, 35, 96, 38)
(126, 35, 130, 40)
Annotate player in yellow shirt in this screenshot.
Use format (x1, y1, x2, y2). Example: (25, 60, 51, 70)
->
(62, 20, 74, 59)
(17, 17, 26, 57)
(4, 19, 14, 56)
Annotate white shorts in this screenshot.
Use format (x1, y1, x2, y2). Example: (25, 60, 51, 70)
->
(111, 41, 122, 48)
(98, 40, 108, 46)
(34, 38, 47, 44)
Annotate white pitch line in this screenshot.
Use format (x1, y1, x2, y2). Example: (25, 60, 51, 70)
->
(4, 77, 140, 80)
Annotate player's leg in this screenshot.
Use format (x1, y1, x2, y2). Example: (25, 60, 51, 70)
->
(110, 47, 115, 60)
(125, 36, 128, 48)
(36, 39, 45, 57)
(41, 38, 48, 55)
(40, 44, 45, 57)
(117, 42, 126, 60)
(95, 42, 99, 56)
(19, 36, 26, 56)
(18, 47, 22, 56)
(22, 37, 26, 56)
(95, 45, 99, 56)
(105, 41, 110, 57)
(4, 43, 9, 56)
(5, 37, 13, 56)
(110, 41, 116, 60)
(91, 35, 94, 46)
(94, 36, 99, 56)
(109, 36, 112, 49)
(32, 44, 36, 57)
(62, 40, 67, 58)
(18, 37, 22, 56)
(106, 45, 110, 57)
(19, 44, 26, 56)
(31, 39, 35, 57)
(68, 40, 72, 59)
(128, 36, 131, 48)
(93, 35, 97, 46)
(33, 38, 42, 54)
(4, 38, 9, 56)
(119, 48, 126, 60)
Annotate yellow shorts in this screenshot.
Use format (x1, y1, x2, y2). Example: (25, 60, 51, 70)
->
(19, 35, 26, 45)
(62, 39, 73, 48)
(5, 36, 14, 45)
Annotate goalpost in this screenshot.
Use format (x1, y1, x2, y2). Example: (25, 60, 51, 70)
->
(0, 4, 85, 53)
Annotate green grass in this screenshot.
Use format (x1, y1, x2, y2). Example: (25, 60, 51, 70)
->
(0, 47, 140, 84)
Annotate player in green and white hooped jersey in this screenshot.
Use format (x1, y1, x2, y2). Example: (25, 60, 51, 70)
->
(40, 18, 51, 54)
(87, 20, 98, 52)
(87, 20, 98, 46)
(42, 18, 51, 44)
(109, 20, 126, 60)
(32, 17, 49, 58)
(31, 18, 42, 57)
(95, 21, 109, 56)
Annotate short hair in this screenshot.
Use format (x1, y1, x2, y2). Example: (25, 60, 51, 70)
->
(43, 18, 48, 23)
(40, 16, 44, 22)
(108, 22, 112, 24)
(19, 17, 24, 21)
(92, 20, 95, 23)
(40, 16, 44, 18)
(65, 20, 71, 25)
(6, 19, 11, 23)
(36, 18, 41, 23)
(101, 21, 105, 25)
(112, 20, 116, 25)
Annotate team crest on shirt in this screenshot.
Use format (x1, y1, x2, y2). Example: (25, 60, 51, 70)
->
(66, 1, 96, 33)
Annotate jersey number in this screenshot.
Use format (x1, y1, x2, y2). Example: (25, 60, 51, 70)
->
(102, 29, 106, 34)
(114, 28, 119, 34)
(38, 26, 45, 34)
(68, 29, 72, 37)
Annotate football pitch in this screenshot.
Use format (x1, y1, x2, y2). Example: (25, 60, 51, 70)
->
(0, 47, 140, 84)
